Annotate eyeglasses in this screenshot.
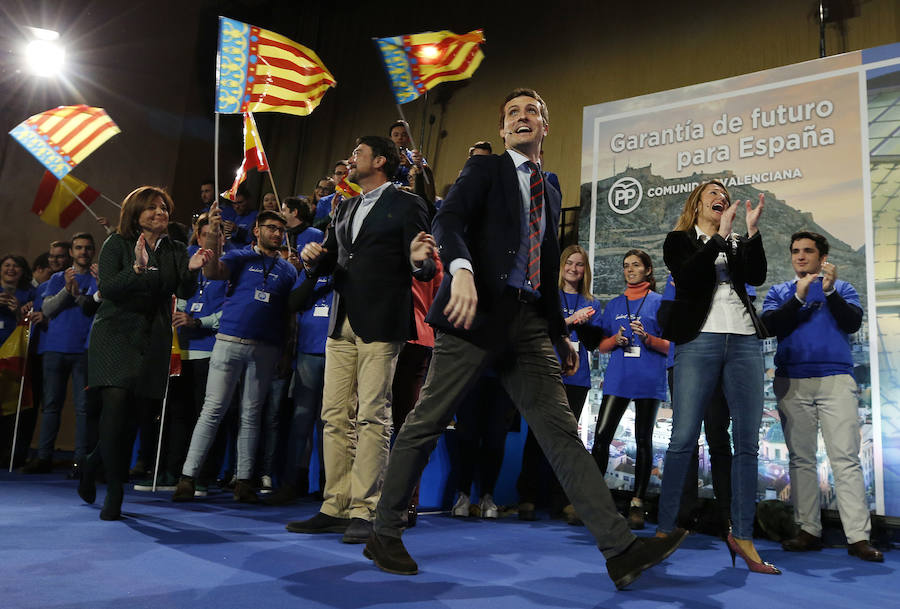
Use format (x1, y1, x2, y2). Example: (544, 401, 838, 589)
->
(259, 224, 286, 234)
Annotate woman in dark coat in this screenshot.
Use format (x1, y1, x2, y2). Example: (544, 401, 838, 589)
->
(79, 186, 210, 520)
(655, 180, 776, 573)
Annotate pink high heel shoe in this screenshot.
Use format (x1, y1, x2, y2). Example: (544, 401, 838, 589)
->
(726, 533, 781, 574)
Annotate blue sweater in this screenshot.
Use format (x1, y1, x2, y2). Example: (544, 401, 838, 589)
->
(762, 278, 861, 378)
(218, 248, 297, 344)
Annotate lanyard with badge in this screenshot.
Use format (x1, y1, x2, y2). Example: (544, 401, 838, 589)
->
(313, 277, 330, 317)
(623, 291, 648, 358)
(255, 254, 275, 303)
(562, 291, 581, 351)
(190, 274, 209, 313)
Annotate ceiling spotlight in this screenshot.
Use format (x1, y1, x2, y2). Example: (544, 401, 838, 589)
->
(24, 28, 65, 77)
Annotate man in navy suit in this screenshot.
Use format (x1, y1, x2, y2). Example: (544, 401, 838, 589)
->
(290, 135, 436, 544)
(364, 89, 686, 589)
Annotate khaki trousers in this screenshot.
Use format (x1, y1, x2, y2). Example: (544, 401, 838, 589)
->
(320, 316, 403, 520)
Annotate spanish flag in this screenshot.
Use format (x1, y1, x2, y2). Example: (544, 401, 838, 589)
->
(335, 176, 362, 200)
(170, 329, 183, 377)
(32, 171, 100, 228)
(223, 112, 270, 201)
(215, 17, 336, 117)
(0, 322, 32, 416)
(375, 30, 486, 104)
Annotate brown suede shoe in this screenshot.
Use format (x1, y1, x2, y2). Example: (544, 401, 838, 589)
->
(781, 529, 823, 552)
(848, 540, 884, 562)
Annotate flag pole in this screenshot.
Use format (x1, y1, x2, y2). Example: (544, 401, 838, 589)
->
(419, 91, 428, 158)
(214, 113, 221, 214)
(99, 193, 122, 209)
(394, 105, 431, 185)
(58, 179, 112, 235)
(8, 320, 33, 472)
(151, 298, 177, 492)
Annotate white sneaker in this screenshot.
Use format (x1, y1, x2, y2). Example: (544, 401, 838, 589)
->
(479, 494, 499, 519)
(260, 475, 273, 495)
(451, 492, 471, 517)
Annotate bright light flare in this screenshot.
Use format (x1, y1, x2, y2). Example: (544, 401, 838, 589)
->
(24, 29, 65, 77)
(419, 45, 440, 62)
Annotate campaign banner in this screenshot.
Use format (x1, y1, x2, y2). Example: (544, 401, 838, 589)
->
(579, 42, 900, 515)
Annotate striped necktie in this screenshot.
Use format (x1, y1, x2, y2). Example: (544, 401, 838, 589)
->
(525, 161, 543, 291)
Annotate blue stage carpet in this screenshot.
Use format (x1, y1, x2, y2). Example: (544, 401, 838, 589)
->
(1, 471, 896, 609)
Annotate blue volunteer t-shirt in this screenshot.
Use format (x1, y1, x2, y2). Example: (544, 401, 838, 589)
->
(600, 291, 668, 400)
(220, 208, 258, 247)
(295, 270, 334, 355)
(558, 290, 602, 388)
(295, 226, 324, 252)
(36, 270, 97, 354)
(218, 247, 297, 344)
(763, 278, 858, 378)
(314, 194, 335, 221)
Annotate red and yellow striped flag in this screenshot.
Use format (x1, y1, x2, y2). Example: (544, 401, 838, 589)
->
(32, 171, 100, 228)
(216, 17, 336, 117)
(224, 113, 270, 201)
(0, 322, 32, 416)
(9, 105, 120, 179)
(335, 176, 362, 199)
(375, 30, 485, 104)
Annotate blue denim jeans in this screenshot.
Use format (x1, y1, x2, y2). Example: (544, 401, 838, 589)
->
(657, 332, 764, 539)
(39, 352, 88, 461)
(181, 339, 279, 480)
(283, 352, 326, 486)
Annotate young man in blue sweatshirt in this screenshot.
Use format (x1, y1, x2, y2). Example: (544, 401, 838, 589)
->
(172, 208, 297, 504)
(762, 231, 881, 562)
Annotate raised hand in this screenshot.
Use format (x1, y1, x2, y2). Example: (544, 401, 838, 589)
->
(189, 248, 213, 271)
(301, 241, 327, 267)
(717, 200, 739, 239)
(820, 260, 837, 293)
(409, 231, 435, 267)
(745, 193, 765, 237)
(630, 319, 648, 341)
(565, 305, 595, 326)
(133, 235, 149, 273)
(64, 267, 78, 296)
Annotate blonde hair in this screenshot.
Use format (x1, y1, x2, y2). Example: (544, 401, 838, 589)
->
(558, 244, 593, 300)
(673, 179, 729, 232)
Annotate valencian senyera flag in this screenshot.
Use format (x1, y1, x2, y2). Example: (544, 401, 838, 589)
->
(0, 321, 32, 416)
(375, 29, 485, 104)
(33, 171, 101, 228)
(215, 17, 336, 117)
(224, 113, 270, 200)
(9, 105, 120, 179)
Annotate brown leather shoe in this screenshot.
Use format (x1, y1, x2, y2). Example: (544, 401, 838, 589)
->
(781, 529, 823, 552)
(848, 540, 884, 562)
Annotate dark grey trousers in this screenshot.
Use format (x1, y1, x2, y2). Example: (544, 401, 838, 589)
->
(373, 301, 635, 558)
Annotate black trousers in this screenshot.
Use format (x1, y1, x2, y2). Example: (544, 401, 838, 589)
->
(374, 299, 635, 558)
(591, 394, 661, 500)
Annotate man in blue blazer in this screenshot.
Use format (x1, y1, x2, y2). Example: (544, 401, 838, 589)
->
(365, 89, 687, 589)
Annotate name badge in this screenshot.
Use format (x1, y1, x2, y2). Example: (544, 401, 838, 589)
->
(624, 346, 641, 358)
(0, 321, 4, 329)
(313, 304, 329, 317)
(254, 289, 271, 303)
(570, 340, 580, 351)
(190, 302, 203, 312)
